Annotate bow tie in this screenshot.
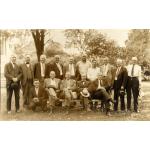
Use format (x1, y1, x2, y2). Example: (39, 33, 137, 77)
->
(26, 62, 30, 64)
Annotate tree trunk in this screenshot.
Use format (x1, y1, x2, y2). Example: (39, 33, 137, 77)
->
(31, 29, 45, 61)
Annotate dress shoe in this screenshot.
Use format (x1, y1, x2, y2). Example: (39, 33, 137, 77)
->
(106, 111, 111, 116)
(134, 110, 140, 113)
(16, 110, 21, 113)
(7, 111, 12, 114)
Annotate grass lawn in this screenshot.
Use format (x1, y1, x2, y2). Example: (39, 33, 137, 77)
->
(1, 81, 150, 121)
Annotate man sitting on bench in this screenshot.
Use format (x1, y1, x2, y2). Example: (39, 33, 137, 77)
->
(44, 71, 61, 114)
(88, 73, 113, 115)
(60, 72, 77, 114)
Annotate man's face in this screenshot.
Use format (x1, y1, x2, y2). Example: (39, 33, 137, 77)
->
(50, 72, 55, 79)
(40, 56, 46, 63)
(11, 56, 16, 63)
(92, 60, 97, 68)
(117, 61, 122, 67)
(65, 73, 70, 79)
(82, 56, 86, 62)
(81, 75, 86, 81)
(55, 57, 60, 63)
(25, 56, 30, 63)
(132, 60, 137, 65)
(103, 59, 108, 65)
(34, 81, 40, 88)
(97, 75, 102, 80)
(69, 58, 73, 64)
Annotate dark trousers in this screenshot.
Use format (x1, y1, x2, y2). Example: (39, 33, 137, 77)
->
(6, 85, 20, 111)
(113, 81, 125, 111)
(126, 77, 139, 111)
(22, 79, 33, 106)
(91, 89, 111, 112)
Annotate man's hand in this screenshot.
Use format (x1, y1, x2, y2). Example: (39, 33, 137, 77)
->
(12, 78, 18, 82)
(33, 98, 39, 103)
(97, 87, 105, 91)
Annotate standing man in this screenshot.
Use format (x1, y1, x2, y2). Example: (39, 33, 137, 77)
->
(4, 55, 22, 114)
(50, 55, 64, 79)
(87, 59, 100, 82)
(100, 57, 113, 92)
(76, 53, 92, 80)
(63, 56, 77, 79)
(34, 54, 48, 84)
(126, 57, 142, 113)
(20, 54, 34, 108)
(112, 59, 128, 113)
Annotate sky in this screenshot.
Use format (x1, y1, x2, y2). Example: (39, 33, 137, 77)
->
(50, 29, 130, 47)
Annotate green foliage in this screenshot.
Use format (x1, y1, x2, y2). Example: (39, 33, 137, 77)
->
(45, 40, 68, 58)
(64, 29, 118, 59)
(125, 29, 150, 62)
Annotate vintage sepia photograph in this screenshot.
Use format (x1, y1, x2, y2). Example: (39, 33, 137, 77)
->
(0, 29, 150, 121)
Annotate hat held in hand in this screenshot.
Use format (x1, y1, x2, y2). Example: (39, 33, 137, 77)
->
(80, 88, 90, 98)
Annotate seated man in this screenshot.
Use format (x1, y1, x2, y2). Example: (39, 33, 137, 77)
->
(88, 73, 113, 115)
(29, 79, 48, 112)
(77, 74, 91, 112)
(60, 72, 77, 114)
(44, 71, 61, 114)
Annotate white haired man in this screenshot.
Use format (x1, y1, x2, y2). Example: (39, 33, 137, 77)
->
(44, 71, 61, 114)
(34, 54, 49, 84)
(112, 58, 128, 113)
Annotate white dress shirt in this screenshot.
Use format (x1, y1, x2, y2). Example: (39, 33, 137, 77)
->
(102, 64, 109, 76)
(69, 64, 75, 76)
(40, 63, 45, 77)
(76, 61, 92, 76)
(115, 66, 121, 80)
(87, 67, 100, 81)
(126, 64, 142, 85)
(56, 63, 63, 75)
(35, 87, 39, 95)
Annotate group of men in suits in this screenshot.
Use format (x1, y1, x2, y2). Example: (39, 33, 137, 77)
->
(4, 53, 142, 115)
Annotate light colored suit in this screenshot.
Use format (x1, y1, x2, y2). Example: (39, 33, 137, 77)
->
(60, 79, 77, 106)
(44, 78, 61, 106)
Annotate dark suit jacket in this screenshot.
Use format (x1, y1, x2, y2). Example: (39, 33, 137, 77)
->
(112, 66, 128, 90)
(77, 80, 90, 91)
(88, 78, 109, 94)
(63, 63, 77, 78)
(29, 86, 48, 103)
(4, 62, 22, 86)
(20, 63, 34, 86)
(34, 62, 49, 80)
(47, 62, 63, 79)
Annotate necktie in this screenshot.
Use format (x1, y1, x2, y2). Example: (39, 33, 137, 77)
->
(131, 64, 135, 76)
(41, 63, 45, 77)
